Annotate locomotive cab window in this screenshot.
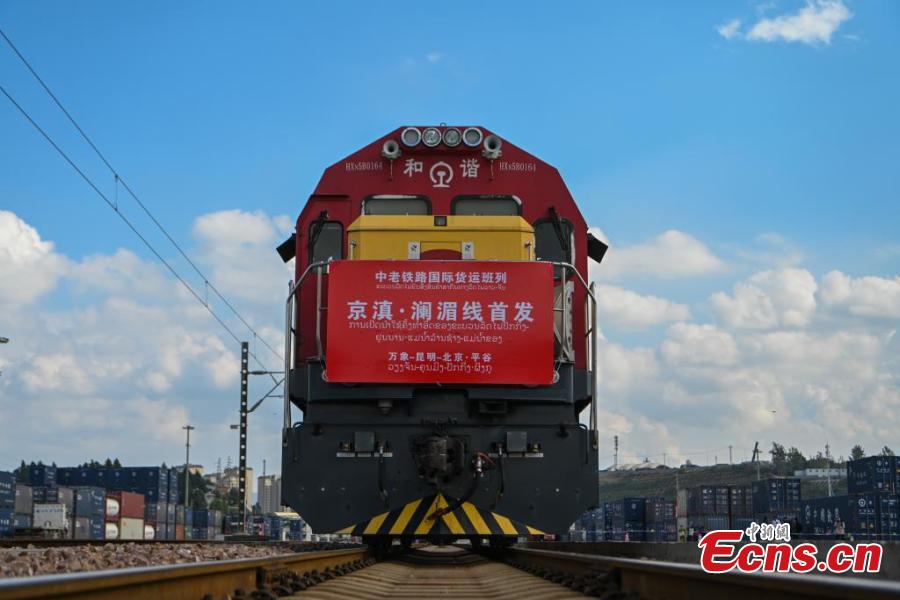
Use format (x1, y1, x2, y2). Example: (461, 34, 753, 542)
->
(534, 218, 574, 266)
(451, 195, 521, 216)
(308, 221, 343, 264)
(363, 195, 431, 215)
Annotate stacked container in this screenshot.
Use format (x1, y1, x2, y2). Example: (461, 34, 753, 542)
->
(607, 497, 646, 541)
(13, 483, 33, 530)
(681, 486, 728, 533)
(27, 465, 57, 487)
(168, 469, 180, 504)
(751, 477, 801, 524)
(191, 509, 223, 540)
(0, 471, 15, 538)
(729, 486, 753, 530)
(848, 456, 898, 495)
(105, 491, 145, 540)
(801, 493, 899, 538)
(643, 497, 676, 541)
(73, 487, 106, 540)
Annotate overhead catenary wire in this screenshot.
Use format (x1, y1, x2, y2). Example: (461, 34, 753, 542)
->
(0, 83, 276, 375)
(0, 27, 283, 370)
(0, 27, 283, 374)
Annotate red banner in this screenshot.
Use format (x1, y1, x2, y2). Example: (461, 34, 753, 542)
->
(325, 260, 554, 385)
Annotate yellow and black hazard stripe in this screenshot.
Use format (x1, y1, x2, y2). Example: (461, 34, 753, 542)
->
(334, 493, 546, 537)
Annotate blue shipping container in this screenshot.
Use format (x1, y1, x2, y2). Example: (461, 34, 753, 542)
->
(0, 471, 14, 509)
(0, 508, 13, 538)
(13, 514, 31, 529)
(27, 465, 57, 487)
(74, 487, 105, 517)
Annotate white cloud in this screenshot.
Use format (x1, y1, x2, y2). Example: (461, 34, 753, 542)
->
(717, 19, 742, 40)
(595, 230, 724, 280)
(0, 210, 69, 310)
(425, 52, 444, 64)
(749, 0, 851, 44)
(711, 268, 818, 329)
(818, 271, 900, 319)
(0, 209, 284, 472)
(661, 323, 738, 366)
(596, 284, 690, 330)
(719, 1, 852, 45)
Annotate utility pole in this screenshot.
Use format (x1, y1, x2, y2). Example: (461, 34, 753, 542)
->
(752, 441, 761, 481)
(239, 342, 249, 533)
(663, 452, 667, 467)
(729, 445, 733, 465)
(183, 425, 195, 507)
(614, 435, 619, 470)
(263, 459, 266, 477)
(825, 443, 833, 497)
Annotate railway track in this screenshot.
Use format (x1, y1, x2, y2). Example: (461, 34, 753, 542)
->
(0, 543, 898, 599)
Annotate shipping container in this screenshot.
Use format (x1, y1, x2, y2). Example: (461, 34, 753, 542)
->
(14, 484, 33, 515)
(32, 487, 75, 514)
(27, 465, 57, 487)
(752, 478, 801, 514)
(174, 524, 185, 540)
(73, 516, 105, 540)
(0, 471, 15, 509)
(0, 508, 13, 538)
(848, 457, 898, 495)
(106, 491, 144, 520)
(729, 486, 752, 518)
(168, 469, 179, 503)
(57, 467, 104, 487)
(33, 503, 68, 531)
(685, 514, 727, 533)
(608, 497, 645, 524)
(74, 487, 105, 517)
(13, 513, 31, 529)
(191, 509, 223, 530)
(105, 517, 144, 540)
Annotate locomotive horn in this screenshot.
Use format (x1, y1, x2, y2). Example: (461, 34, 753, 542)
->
(382, 139, 402, 159)
(482, 134, 502, 160)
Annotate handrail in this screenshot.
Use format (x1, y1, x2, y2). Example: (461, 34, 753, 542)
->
(283, 260, 330, 438)
(550, 262, 598, 448)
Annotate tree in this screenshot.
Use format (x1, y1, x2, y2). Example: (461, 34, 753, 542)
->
(770, 442, 787, 473)
(104, 458, 113, 467)
(786, 447, 807, 474)
(15, 460, 27, 483)
(113, 458, 122, 467)
(882, 446, 895, 457)
(850, 445, 866, 461)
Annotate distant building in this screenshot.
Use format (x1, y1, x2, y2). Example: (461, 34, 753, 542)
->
(794, 468, 844, 479)
(173, 464, 204, 475)
(205, 467, 254, 507)
(258, 474, 282, 514)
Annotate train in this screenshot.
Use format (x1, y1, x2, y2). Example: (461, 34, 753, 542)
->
(277, 125, 607, 546)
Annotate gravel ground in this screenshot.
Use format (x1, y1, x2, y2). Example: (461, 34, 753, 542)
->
(0, 543, 298, 579)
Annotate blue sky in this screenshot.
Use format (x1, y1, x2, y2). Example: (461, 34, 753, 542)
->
(1, 1, 898, 476)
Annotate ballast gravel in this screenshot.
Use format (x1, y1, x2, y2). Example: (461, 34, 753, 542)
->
(0, 543, 294, 579)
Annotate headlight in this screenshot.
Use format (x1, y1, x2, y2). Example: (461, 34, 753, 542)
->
(462, 127, 483, 147)
(401, 127, 422, 147)
(442, 127, 462, 147)
(422, 127, 442, 147)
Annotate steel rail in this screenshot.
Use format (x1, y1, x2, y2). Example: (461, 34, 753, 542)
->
(506, 547, 900, 600)
(0, 546, 369, 600)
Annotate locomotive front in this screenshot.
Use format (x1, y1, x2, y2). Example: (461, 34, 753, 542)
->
(278, 126, 607, 543)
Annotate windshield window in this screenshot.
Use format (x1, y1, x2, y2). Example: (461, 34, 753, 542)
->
(452, 195, 521, 216)
(363, 195, 431, 215)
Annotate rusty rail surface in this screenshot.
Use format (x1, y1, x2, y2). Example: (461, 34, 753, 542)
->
(504, 547, 900, 600)
(0, 546, 370, 600)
